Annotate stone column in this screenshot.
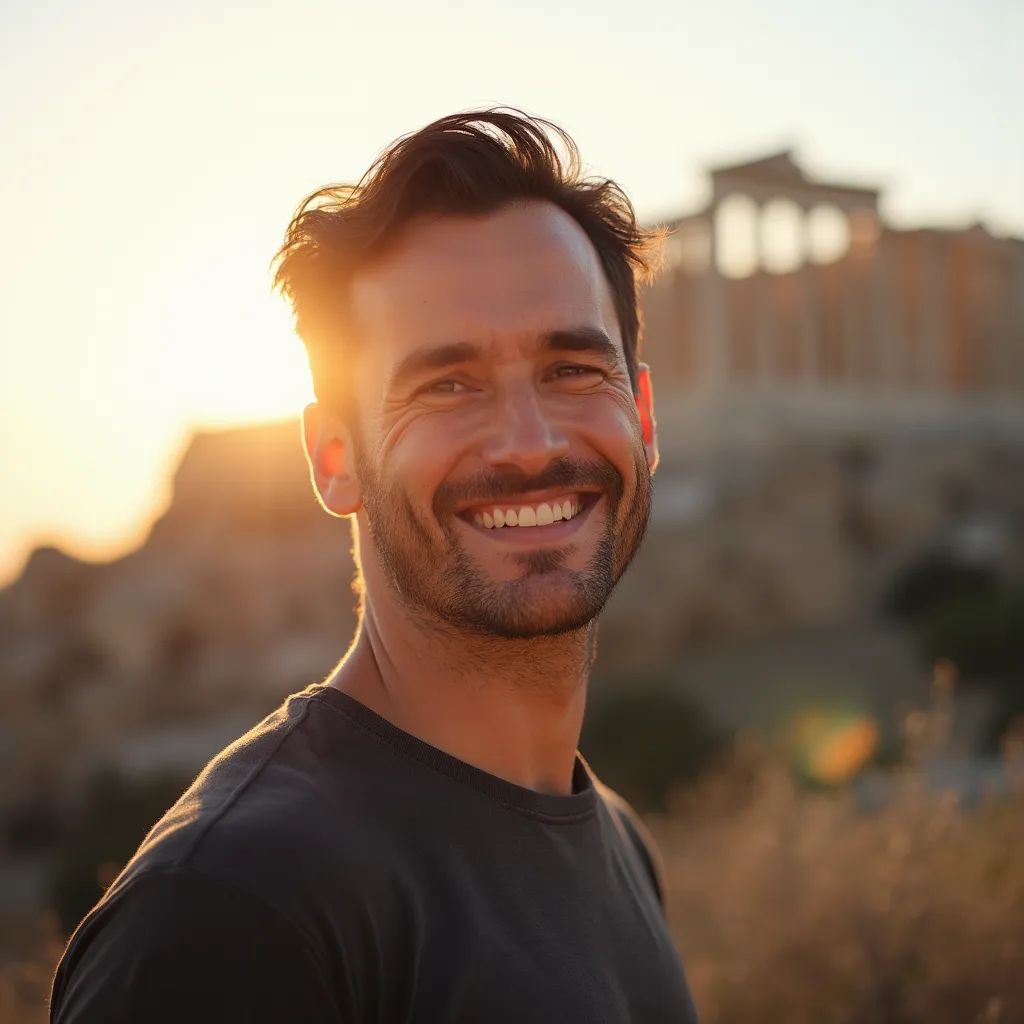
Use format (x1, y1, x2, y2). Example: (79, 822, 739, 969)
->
(753, 203, 775, 387)
(870, 229, 898, 390)
(701, 205, 728, 392)
(921, 233, 950, 392)
(798, 207, 820, 386)
(1012, 245, 1024, 395)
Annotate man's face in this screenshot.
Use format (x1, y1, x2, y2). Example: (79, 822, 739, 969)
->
(344, 200, 656, 639)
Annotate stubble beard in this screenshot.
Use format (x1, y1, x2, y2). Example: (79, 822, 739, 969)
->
(356, 443, 652, 640)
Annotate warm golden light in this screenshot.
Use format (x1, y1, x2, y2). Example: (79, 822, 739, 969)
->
(1, 258, 313, 586)
(3, 0, 1019, 590)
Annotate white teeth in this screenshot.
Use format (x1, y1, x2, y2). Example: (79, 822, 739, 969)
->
(470, 495, 587, 529)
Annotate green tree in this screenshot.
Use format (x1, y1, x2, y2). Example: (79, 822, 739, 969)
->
(49, 767, 190, 932)
(581, 685, 727, 812)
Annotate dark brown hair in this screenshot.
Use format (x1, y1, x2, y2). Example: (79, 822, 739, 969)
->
(273, 107, 663, 414)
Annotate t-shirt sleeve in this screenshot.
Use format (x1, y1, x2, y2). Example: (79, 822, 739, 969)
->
(49, 866, 341, 1024)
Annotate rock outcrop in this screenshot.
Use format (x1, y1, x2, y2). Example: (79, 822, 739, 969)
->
(2, 409, 1022, 824)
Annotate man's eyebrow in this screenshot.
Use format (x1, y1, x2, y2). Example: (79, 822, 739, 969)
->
(387, 341, 481, 393)
(539, 327, 621, 365)
(386, 327, 622, 394)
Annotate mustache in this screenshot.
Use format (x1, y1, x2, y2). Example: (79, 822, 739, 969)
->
(434, 457, 624, 516)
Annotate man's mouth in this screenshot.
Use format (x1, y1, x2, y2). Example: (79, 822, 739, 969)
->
(455, 491, 601, 530)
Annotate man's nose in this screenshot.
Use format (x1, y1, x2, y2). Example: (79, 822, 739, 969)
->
(480, 380, 571, 477)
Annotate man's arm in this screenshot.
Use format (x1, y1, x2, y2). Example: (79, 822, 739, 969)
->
(50, 866, 341, 1023)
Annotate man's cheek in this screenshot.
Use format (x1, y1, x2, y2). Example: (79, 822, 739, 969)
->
(607, 388, 646, 436)
(567, 388, 642, 438)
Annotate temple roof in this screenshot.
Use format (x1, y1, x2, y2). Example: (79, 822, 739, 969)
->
(709, 148, 880, 206)
(710, 148, 805, 183)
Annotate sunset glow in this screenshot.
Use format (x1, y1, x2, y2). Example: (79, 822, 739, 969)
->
(1, 0, 1021, 585)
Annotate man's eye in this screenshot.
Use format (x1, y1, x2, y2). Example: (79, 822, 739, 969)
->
(552, 365, 603, 380)
(424, 379, 471, 394)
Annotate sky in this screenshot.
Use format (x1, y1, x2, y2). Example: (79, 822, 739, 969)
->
(1, 0, 1022, 586)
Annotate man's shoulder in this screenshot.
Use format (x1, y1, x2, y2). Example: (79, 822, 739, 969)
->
(122, 686, 322, 861)
(593, 779, 667, 908)
(52, 685, 423, 1021)
(109, 685, 393, 921)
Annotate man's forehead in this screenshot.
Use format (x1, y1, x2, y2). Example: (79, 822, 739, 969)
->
(348, 201, 621, 364)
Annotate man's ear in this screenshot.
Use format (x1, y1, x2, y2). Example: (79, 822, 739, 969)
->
(635, 363, 659, 474)
(301, 403, 363, 517)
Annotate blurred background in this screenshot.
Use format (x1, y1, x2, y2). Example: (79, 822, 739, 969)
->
(2, 0, 1023, 1020)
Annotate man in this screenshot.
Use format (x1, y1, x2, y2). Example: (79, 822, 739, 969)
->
(49, 108, 700, 1022)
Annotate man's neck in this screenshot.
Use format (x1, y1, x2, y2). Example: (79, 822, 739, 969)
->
(326, 598, 596, 796)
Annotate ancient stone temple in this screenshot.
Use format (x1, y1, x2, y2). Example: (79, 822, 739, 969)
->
(642, 150, 1024, 427)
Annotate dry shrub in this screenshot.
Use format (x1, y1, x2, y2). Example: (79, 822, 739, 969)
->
(0, 912, 63, 1024)
(655, 724, 1024, 1024)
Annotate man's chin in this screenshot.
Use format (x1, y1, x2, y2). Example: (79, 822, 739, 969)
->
(463, 611, 596, 640)
(448, 573, 609, 639)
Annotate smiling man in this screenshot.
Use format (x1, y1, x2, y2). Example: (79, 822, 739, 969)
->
(50, 109, 700, 1023)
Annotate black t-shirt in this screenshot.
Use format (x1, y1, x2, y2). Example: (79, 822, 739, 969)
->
(50, 683, 700, 1022)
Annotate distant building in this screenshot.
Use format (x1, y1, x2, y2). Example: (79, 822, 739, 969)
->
(642, 150, 1024, 423)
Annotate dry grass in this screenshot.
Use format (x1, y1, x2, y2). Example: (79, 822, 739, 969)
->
(656, 725, 1024, 1023)
(0, 912, 62, 1024)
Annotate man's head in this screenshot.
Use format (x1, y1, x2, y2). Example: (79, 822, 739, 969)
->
(274, 109, 663, 639)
